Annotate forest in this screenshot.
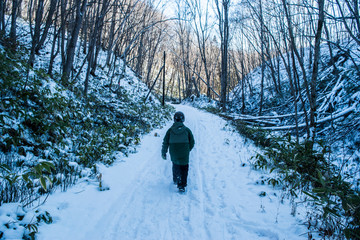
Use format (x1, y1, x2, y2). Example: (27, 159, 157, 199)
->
(2, 0, 359, 134)
(1, 0, 358, 106)
(0, 0, 360, 239)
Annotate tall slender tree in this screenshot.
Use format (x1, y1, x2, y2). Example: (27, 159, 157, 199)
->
(10, 0, 22, 46)
(309, 0, 325, 144)
(215, 0, 230, 110)
(0, 0, 6, 37)
(62, 0, 87, 84)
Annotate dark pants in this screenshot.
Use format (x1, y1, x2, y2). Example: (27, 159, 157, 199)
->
(172, 163, 189, 188)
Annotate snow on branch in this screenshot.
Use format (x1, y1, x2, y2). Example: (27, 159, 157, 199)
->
(220, 112, 307, 126)
(261, 104, 357, 131)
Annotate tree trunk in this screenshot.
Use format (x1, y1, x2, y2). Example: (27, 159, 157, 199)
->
(259, 0, 264, 115)
(35, 0, 57, 54)
(62, 0, 87, 84)
(282, 0, 313, 138)
(84, 0, 110, 95)
(0, 0, 6, 37)
(335, 0, 360, 46)
(29, 0, 45, 67)
(215, 0, 230, 111)
(10, 0, 22, 46)
(309, 0, 325, 145)
(48, 24, 59, 76)
(60, 0, 67, 67)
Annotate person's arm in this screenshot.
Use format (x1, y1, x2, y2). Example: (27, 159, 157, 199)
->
(161, 129, 170, 158)
(188, 129, 195, 151)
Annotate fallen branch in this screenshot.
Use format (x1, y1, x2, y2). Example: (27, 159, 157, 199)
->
(219, 113, 279, 126)
(231, 112, 305, 120)
(261, 105, 356, 131)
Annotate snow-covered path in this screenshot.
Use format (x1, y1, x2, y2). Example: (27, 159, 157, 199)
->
(38, 104, 308, 240)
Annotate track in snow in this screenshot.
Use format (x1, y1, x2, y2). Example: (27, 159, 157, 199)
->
(38, 104, 307, 240)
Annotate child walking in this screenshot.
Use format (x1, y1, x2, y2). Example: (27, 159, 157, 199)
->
(162, 111, 195, 192)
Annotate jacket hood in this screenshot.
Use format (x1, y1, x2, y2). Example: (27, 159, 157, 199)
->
(171, 122, 186, 135)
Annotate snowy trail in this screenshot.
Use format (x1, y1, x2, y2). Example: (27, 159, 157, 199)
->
(38, 104, 308, 240)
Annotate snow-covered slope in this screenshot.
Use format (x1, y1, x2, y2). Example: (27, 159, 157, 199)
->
(0, 17, 173, 239)
(226, 41, 360, 239)
(230, 41, 360, 124)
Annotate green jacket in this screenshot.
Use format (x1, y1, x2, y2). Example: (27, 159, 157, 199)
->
(162, 122, 195, 165)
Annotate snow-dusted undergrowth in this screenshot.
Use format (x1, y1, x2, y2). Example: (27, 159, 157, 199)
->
(35, 104, 311, 240)
(184, 40, 360, 238)
(0, 18, 172, 239)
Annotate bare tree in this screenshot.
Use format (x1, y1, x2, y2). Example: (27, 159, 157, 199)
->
(61, 0, 87, 84)
(309, 0, 325, 144)
(214, 0, 230, 110)
(171, 0, 195, 99)
(335, 0, 360, 46)
(258, 0, 265, 115)
(188, 0, 214, 98)
(281, 0, 312, 136)
(47, 6, 60, 76)
(104, 0, 141, 67)
(84, 0, 110, 96)
(10, 0, 22, 46)
(36, 0, 57, 53)
(28, 0, 44, 66)
(0, 0, 7, 38)
(144, 25, 164, 86)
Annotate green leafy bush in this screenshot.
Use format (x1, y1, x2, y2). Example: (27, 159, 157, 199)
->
(0, 44, 172, 209)
(232, 120, 272, 147)
(252, 133, 360, 238)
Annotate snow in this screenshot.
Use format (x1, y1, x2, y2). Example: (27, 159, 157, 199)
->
(0, 203, 26, 239)
(28, 104, 309, 240)
(0, 15, 313, 239)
